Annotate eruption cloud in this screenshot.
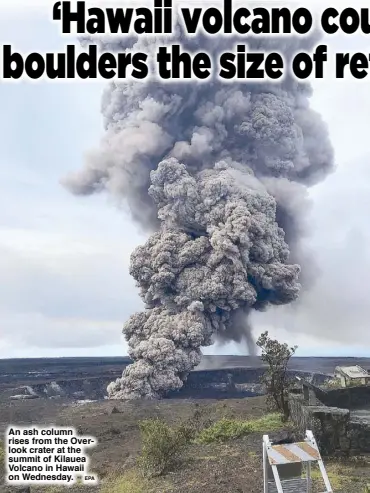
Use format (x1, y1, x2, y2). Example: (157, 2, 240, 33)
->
(63, 24, 334, 399)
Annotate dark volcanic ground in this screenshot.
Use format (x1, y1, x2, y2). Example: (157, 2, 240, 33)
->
(198, 355, 370, 372)
(0, 355, 369, 403)
(2, 355, 370, 386)
(2, 396, 370, 493)
(2, 356, 370, 493)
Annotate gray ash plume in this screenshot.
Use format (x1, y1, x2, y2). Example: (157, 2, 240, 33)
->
(63, 28, 334, 399)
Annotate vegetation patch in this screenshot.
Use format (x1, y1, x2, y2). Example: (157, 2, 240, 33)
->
(307, 461, 366, 491)
(100, 469, 150, 493)
(196, 413, 284, 443)
(137, 418, 192, 477)
(37, 478, 87, 493)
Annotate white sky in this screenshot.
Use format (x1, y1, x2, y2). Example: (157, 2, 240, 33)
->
(1, 1, 370, 358)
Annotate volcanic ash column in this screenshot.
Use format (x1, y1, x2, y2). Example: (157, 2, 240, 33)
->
(63, 32, 334, 399)
(106, 159, 301, 398)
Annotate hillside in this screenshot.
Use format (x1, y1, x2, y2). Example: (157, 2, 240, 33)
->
(2, 396, 370, 493)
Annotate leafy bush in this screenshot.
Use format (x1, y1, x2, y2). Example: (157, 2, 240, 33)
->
(137, 418, 191, 477)
(196, 413, 284, 443)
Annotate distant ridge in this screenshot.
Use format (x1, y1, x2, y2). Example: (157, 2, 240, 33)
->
(1, 355, 370, 376)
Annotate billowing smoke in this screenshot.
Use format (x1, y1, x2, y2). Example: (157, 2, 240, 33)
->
(63, 25, 334, 399)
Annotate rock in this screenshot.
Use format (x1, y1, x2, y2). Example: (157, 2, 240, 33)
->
(338, 436, 350, 452)
(72, 391, 85, 398)
(110, 406, 120, 414)
(273, 436, 295, 445)
(10, 395, 39, 400)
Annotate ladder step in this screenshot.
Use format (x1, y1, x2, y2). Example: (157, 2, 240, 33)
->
(267, 478, 312, 493)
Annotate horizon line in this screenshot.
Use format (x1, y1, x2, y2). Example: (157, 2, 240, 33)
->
(1, 354, 370, 361)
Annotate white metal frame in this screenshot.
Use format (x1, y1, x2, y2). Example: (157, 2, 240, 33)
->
(262, 430, 333, 493)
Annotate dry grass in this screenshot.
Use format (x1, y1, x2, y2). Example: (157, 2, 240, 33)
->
(99, 470, 149, 493)
(0, 440, 4, 466)
(306, 459, 370, 492)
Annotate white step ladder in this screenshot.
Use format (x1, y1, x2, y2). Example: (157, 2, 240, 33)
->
(263, 430, 333, 493)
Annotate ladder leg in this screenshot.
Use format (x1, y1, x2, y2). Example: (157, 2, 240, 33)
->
(317, 459, 333, 493)
(306, 461, 311, 493)
(271, 465, 284, 493)
(263, 442, 268, 493)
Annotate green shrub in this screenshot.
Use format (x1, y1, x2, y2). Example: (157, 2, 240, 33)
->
(197, 418, 251, 443)
(137, 418, 191, 477)
(247, 413, 285, 432)
(196, 413, 284, 443)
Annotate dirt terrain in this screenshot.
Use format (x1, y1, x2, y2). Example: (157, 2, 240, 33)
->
(2, 356, 370, 492)
(1, 396, 370, 493)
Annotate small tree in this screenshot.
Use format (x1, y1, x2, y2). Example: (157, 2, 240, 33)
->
(256, 331, 298, 421)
